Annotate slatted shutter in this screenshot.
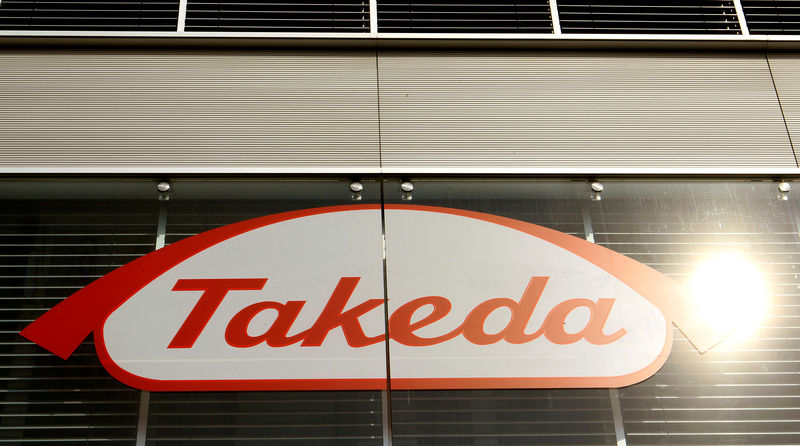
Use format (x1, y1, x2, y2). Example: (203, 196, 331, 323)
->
(185, 0, 370, 32)
(742, 1, 800, 34)
(557, 1, 741, 33)
(590, 181, 800, 445)
(0, 0, 179, 30)
(376, 0, 553, 33)
(0, 181, 158, 445)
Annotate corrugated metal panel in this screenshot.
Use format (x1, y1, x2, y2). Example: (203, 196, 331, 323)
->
(558, 1, 741, 34)
(765, 54, 800, 167)
(185, 0, 370, 32)
(376, 0, 553, 33)
(743, 0, 800, 34)
(0, 180, 156, 446)
(377, 52, 796, 169)
(0, 50, 380, 170)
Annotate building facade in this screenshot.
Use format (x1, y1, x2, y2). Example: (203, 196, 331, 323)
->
(2, 1, 800, 445)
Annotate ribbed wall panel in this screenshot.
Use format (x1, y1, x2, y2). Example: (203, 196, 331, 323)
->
(765, 54, 800, 167)
(377, 53, 796, 169)
(0, 51, 380, 170)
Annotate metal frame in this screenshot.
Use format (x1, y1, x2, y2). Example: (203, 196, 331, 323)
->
(135, 196, 169, 446)
(381, 390, 391, 446)
(609, 388, 628, 446)
(2, 167, 800, 175)
(7, 30, 800, 51)
(583, 206, 628, 446)
(177, 0, 188, 32)
(733, 0, 750, 36)
(0, 30, 790, 40)
(0, 0, 767, 41)
(369, 0, 378, 34)
(548, 0, 561, 35)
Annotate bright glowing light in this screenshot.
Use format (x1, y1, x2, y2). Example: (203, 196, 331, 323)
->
(688, 253, 769, 346)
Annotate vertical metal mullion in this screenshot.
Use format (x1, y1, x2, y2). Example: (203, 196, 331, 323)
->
(177, 0, 188, 32)
(549, 0, 561, 34)
(379, 180, 393, 446)
(136, 195, 169, 446)
(135, 392, 150, 446)
(608, 388, 627, 446)
(582, 204, 627, 446)
(369, 0, 378, 33)
(733, 0, 750, 35)
(381, 390, 391, 446)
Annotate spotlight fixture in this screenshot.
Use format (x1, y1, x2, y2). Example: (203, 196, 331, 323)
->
(590, 182, 603, 201)
(401, 181, 414, 201)
(350, 181, 363, 201)
(778, 182, 791, 201)
(157, 181, 171, 193)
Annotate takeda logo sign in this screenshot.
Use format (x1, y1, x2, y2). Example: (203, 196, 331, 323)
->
(20, 205, 722, 391)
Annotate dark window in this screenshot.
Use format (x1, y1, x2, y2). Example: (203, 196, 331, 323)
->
(0, 0, 179, 31)
(377, 0, 553, 33)
(742, 0, 800, 34)
(0, 181, 158, 445)
(185, 0, 370, 32)
(558, 1, 742, 34)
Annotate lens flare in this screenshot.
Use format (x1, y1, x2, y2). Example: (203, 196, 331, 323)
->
(688, 254, 768, 347)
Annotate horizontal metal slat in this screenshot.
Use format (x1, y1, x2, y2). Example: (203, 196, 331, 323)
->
(743, 0, 800, 34)
(559, 1, 741, 34)
(377, 0, 553, 33)
(185, 0, 369, 32)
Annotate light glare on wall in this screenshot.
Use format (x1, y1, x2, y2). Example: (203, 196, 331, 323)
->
(689, 253, 768, 346)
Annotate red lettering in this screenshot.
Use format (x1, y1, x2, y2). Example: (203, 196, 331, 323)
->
(461, 277, 549, 345)
(543, 298, 626, 345)
(167, 275, 626, 350)
(389, 296, 461, 346)
(168, 278, 267, 349)
(225, 301, 308, 348)
(583, 299, 627, 345)
(300, 277, 385, 347)
(503, 277, 549, 344)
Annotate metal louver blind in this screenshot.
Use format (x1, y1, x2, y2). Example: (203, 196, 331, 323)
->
(742, 1, 800, 34)
(590, 182, 800, 445)
(376, 0, 553, 33)
(145, 180, 385, 445)
(558, 1, 741, 33)
(0, 0, 179, 30)
(0, 181, 158, 445)
(184, 0, 370, 32)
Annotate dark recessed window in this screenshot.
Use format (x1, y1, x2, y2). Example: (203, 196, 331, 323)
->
(742, 0, 800, 34)
(0, 0, 179, 30)
(558, 1, 742, 34)
(185, 0, 370, 32)
(377, 0, 553, 33)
